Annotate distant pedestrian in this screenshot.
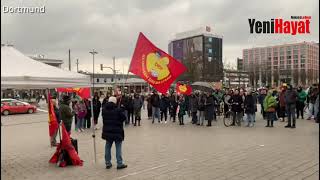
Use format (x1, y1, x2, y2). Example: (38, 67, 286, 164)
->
(307, 85, 319, 120)
(93, 94, 102, 129)
(150, 91, 161, 123)
(198, 92, 206, 126)
(127, 95, 134, 124)
(102, 96, 127, 169)
(133, 94, 143, 126)
(189, 93, 199, 124)
(244, 88, 257, 127)
(296, 86, 307, 119)
(51, 99, 61, 146)
(284, 85, 298, 128)
(178, 95, 186, 125)
(146, 94, 152, 119)
(205, 92, 216, 127)
(84, 99, 92, 129)
(278, 85, 287, 122)
(229, 89, 244, 126)
(264, 90, 277, 127)
(160, 93, 170, 123)
(74, 100, 87, 132)
(169, 93, 178, 122)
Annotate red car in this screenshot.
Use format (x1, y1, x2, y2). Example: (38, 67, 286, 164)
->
(1, 102, 37, 116)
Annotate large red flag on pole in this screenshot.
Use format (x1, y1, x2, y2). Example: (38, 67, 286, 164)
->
(129, 32, 187, 94)
(48, 93, 59, 138)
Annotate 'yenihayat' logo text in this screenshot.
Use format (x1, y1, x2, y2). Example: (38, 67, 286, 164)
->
(248, 16, 311, 35)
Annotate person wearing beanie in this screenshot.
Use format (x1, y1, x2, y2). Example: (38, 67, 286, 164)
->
(102, 96, 127, 170)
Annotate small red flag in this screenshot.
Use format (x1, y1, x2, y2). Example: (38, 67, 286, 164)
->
(129, 32, 187, 94)
(56, 88, 91, 99)
(48, 93, 59, 138)
(49, 123, 83, 166)
(176, 82, 192, 95)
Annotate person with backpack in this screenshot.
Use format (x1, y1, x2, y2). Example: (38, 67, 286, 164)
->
(284, 84, 298, 128)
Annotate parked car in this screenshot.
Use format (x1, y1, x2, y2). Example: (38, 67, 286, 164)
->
(1, 101, 37, 116)
(1, 98, 29, 105)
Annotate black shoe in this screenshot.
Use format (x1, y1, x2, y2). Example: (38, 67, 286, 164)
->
(106, 164, 112, 169)
(265, 125, 270, 127)
(285, 125, 291, 128)
(134, 123, 136, 126)
(117, 164, 128, 169)
(270, 125, 274, 127)
(291, 126, 296, 128)
(206, 125, 211, 127)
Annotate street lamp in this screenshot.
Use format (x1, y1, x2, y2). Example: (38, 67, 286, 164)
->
(89, 49, 98, 163)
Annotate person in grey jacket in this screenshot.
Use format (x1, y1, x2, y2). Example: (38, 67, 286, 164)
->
(133, 94, 143, 126)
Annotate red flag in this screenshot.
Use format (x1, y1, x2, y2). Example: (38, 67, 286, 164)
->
(48, 93, 59, 138)
(49, 123, 83, 166)
(176, 82, 192, 95)
(56, 88, 91, 99)
(129, 32, 187, 94)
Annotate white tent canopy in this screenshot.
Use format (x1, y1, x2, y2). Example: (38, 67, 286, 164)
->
(1, 45, 91, 89)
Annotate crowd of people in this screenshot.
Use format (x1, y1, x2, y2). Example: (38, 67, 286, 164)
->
(49, 83, 319, 169)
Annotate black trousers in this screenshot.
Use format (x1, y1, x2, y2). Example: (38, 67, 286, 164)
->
(296, 102, 305, 119)
(84, 116, 91, 128)
(192, 112, 198, 124)
(161, 109, 168, 121)
(128, 110, 134, 123)
(178, 115, 184, 125)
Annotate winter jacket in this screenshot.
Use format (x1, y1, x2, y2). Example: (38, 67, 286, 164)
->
(205, 95, 215, 120)
(263, 92, 277, 112)
(189, 95, 199, 113)
(244, 94, 257, 114)
(160, 96, 170, 111)
(93, 98, 101, 119)
(198, 95, 206, 111)
(178, 100, 186, 116)
(127, 97, 134, 111)
(102, 102, 126, 142)
(297, 90, 307, 103)
(279, 91, 286, 107)
(59, 102, 73, 128)
(133, 97, 143, 111)
(169, 96, 178, 115)
(74, 103, 87, 119)
(150, 94, 160, 107)
(229, 95, 243, 112)
(284, 89, 298, 105)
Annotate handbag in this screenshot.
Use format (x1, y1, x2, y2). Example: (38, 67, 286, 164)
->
(266, 107, 276, 112)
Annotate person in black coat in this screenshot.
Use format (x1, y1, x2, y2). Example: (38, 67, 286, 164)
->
(244, 89, 257, 127)
(150, 91, 161, 123)
(102, 95, 110, 108)
(205, 92, 216, 127)
(84, 98, 92, 129)
(160, 94, 170, 123)
(93, 95, 101, 128)
(102, 96, 127, 169)
(229, 89, 244, 126)
(127, 95, 134, 124)
(169, 93, 178, 122)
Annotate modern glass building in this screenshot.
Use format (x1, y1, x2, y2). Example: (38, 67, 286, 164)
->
(168, 27, 223, 82)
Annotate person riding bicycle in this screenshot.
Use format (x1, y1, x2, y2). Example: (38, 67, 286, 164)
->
(228, 89, 244, 126)
(223, 89, 233, 117)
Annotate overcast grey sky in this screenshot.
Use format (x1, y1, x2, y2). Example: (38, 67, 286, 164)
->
(1, 0, 319, 74)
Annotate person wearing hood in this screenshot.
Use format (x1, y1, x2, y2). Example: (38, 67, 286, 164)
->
(284, 84, 298, 128)
(296, 86, 307, 119)
(59, 95, 74, 134)
(263, 90, 278, 127)
(102, 96, 127, 170)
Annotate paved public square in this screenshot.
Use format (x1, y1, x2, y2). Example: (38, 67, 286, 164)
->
(1, 106, 319, 180)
